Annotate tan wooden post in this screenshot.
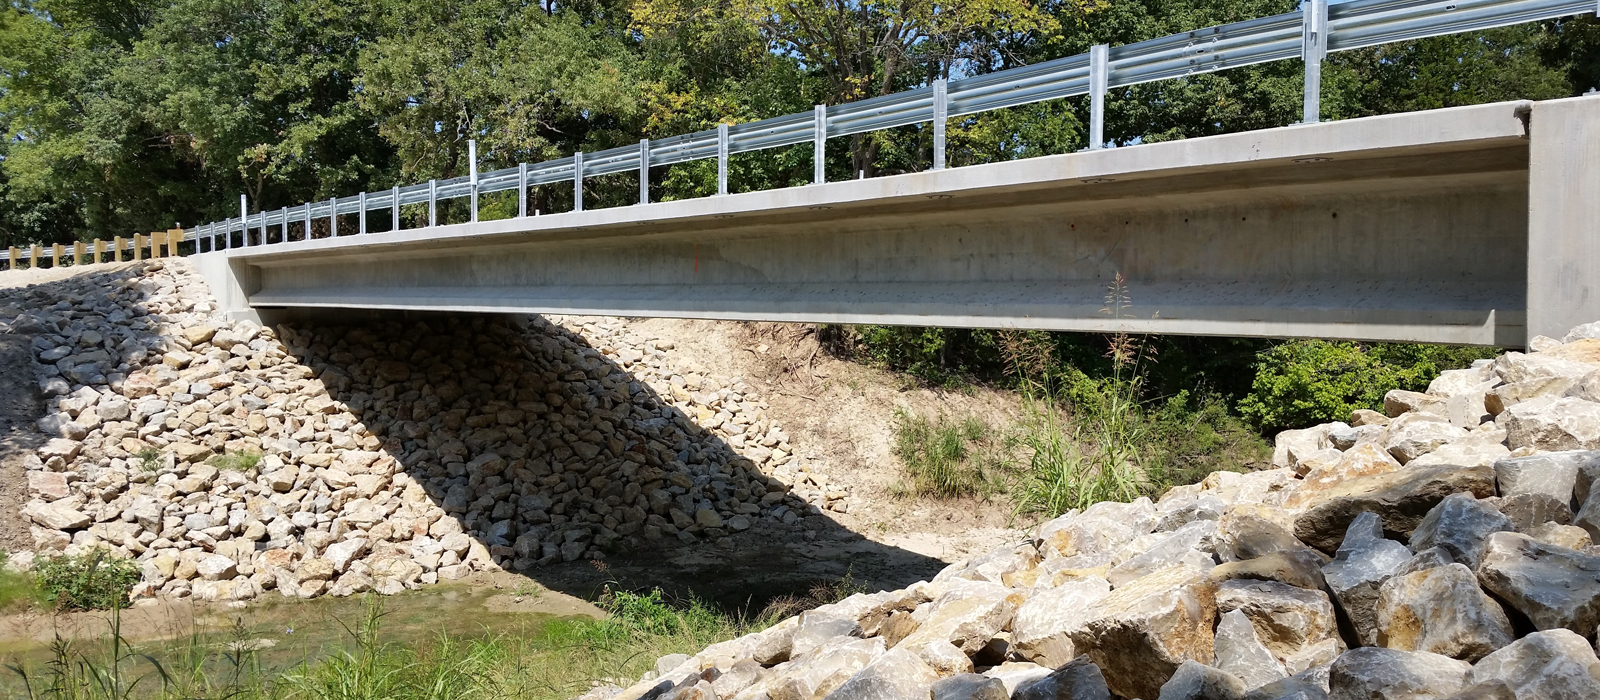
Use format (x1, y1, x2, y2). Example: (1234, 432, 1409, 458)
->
(167, 228, 185, 257)
(93, 239, 105, 265)
(73, 241, 86, 266)
(113, 237, 125, 262)
(134, 234, 145, 261)
(30, 245, 41, 269)
(6, 247, 16, 271)
(155, 230, 169, 258)
(52, 243, 63, 268)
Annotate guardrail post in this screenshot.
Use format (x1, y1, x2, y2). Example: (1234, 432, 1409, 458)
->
(169, 229, 185, 257)
(1302, 0, 1328, 124)
(93, 239, 104, 264)
(114, 237, 125, 262)
(51, 243, 62, 267)
(150, 232, 164, 259)
(74, 241, 85, 266)
(932, 78, 948, 170)
(279, 206, 288, 243)
(517, 164, 528, 217)
(30, 244, 41, 268)
(391, 186, 401, 231)
(469, 140, 480, 223)
(717, 123, 729, 195)
(329, 197, 338, 236)
(574, 151, 585, 213)
(428, 180, 438, 227)
(359, 192, 368, 234)
(6, 247, 16, 270)
(639, 139, 650, 205)
(258, 211, 267, 246)
(813, 105, 828, 184)
(1089, 44, 1109, 150)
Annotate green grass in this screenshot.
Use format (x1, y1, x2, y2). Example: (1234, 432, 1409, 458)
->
(0, 553, 44, 611)
(33, 549, 141, 612)
(891, 409, 1005, 498)
(134, 450, 162, 473)
(207, 451, 262, 471)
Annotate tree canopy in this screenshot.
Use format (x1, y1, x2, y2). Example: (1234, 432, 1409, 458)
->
(1, 0, 1595, 245)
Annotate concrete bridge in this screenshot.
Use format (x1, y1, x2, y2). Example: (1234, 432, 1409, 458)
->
(197, 96, 1600, 348)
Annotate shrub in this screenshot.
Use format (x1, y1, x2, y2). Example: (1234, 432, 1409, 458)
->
(1238, 340, 1498, 433)
(34, 548, 141, 611)
(892, 409, 999, 497)
(208, 450, 262, 471)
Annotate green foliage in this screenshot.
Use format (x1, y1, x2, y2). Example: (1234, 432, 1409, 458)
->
(33, 549, 141, 612)
(891, 409, 1000, 497)
(1238, 340, 1499, 433)
(134, 448, 161, 472)
(0, 552, 42, 611)
(207, 450, 261, 471)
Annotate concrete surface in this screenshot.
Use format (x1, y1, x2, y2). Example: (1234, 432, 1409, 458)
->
(203, 98, 1599, 347)
(1528, 96, 1600, 342)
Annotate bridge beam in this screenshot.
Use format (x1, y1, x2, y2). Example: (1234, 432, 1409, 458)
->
(1528, 96, 1600, 342)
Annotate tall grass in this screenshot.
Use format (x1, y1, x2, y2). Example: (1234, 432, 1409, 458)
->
(891, 409, 1002, 497)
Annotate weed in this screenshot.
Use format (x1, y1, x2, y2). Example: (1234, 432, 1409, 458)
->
(892, 409, 1000, 498)
(33, 549, 141, 612)
(0, 553, 42, 611)
(134, 449, 161, 472)
(207, 450, 261, 471)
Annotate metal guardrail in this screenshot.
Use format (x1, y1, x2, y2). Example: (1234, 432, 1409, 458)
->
(2, 0, 1590, 265)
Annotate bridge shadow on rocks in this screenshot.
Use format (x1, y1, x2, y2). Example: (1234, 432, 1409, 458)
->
(268, 311, 948, 611)
(0, 261, 947, 615)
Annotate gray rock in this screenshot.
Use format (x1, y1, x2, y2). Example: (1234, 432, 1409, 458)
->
(1499, 396, 1600, 452)
(1374, 564, 1511, 662)
(1464, 628, 1600, 699)
(1438, 683, 1514, 700)
(1215, 610, 1288, 690)
(1243, 675, 1329, 700)
(1156, 660, 1247, 700)
(1327, 648, 1468, 700)
(1393, 547, 1456, 577)
(1108, 520, 1218, 586)
(1494, 492, 1572, 533)
(1293, 465, 1496, 554)
(1407, 493, 1512, 569)
(822, 647, 939, 700)
(1322, 512, 1414, 647)
(1216, 580, 1339, 667)
(1495, 453, 1582, 504)
(1066, 565, 1218, 700)
(1383, 413, 1465, 464)
(1010, 577, 1111, 668)
(932, 675, 1007, 700)
(1476, 531, 1600, 643)
(1012, 656, 1111, 700)
(1215, 506, 1304, 564)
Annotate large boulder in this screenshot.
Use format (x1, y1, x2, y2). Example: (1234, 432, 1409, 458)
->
(1293, 466, 1496, 554)
(1155, 660, 1247, 700)
(1066, 565, 1218, 700)
(1284, 444, 1401, 513)
(1383, 414, 1467, 464)
(1214, 609, 1287, 691)
(1326, 648, 1469, 700)
(1214, 505, 1303, 563)
(1011, 656, 1111, 700)
(1215, 580, 1339, 667)
(895, 588, 1016, 655)
(1273, 424, 1344, 470)
(931, 675, 1008, 700)
(1010, 577, 1111, 668)
(1498, 396, 1600, 452)
(1494, 453, 1583, 504)
(1373, 563, 1512, 662)
(1475, 531, 1600, 643)
(1407, 494, 1513, 570)
(1209, 548, 1328, 592)
(1322, 512, 1415, 647)
(1463, 629, 1600, 699)
(1038, 499, 1156, 559)
(1108, 521, 1217, 586)
(822, 647, 940, 700)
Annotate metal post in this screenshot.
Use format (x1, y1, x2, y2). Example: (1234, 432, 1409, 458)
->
(813, 104, 827, 184)
(1302, 0, 1328, 124)
(257, 210, 266, 246)
(391, 186, 400, 231)
(358, 192, 368, 234)
(428, 180, 438, 227)
(717, 123, 729, 195)
(329, 197, 338, 236)
(518, 163, 528, 217)
(1089, 44, 1109, 151)
(233, 194, 245, 249)
(280, 206, 288, 243)
(574, 151, 585, 213)
(639, 138, 650, 205)
(932, 78, 948, 170)
(303, 201, 312, 240)
(469, 139, 479, 223)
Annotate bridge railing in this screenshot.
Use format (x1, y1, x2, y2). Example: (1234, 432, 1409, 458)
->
(1, 0, 1589, 268)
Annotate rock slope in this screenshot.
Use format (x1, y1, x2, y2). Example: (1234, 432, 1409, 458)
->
(590, 323, 1600, 700)
(1, 260, 858, 600)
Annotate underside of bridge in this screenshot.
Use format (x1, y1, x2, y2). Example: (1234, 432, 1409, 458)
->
(198, 96, 1600, 348)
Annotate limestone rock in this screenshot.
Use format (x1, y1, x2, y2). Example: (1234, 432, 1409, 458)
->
(1215, 505, 1303, 563)
(1385, 391, 1445, 418)
(1527, 521, 1591, 549)
(1374, 564, 1511, 662)
(1108, 521, 1217, 586)
(1209, 548, 1328, 592)
(196, 554, 238, 581)
(896, 589, 1014, 655)
(822, 647, 939, 700)
(1215, 580, 1338, 667)
(1011, 656, 1111, 700)
(792, 612, 862, 659)
(980, 662, 1052, 696)
(1475, 531, 1600, 642)
(1039, 499, 1156, 559)
(1326, 648, 1468, 700)
(1494, 453, 1582, 503)
(1214, 610, 1287, 690)
(1284, 444, 1400, 514)
(1495, 492, 1572, 533)
(1407, 494, 1512, 570)
(1485, 378, 1573, 416)
(1066, 565, 1217, 700)
(1463, 629, 1600, 699)
(1499, 396, 1600, 452)
(931, 674, 1009, 700)
(1384, 413, 1467, 464)
(23, 501, 90, 530)
(1292, 465, 1496, 554)
(1010, 577, 1111, 668)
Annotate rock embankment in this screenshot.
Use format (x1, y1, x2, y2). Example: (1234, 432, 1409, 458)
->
(2, 261, 856, 600)
(595, 324, 1600, 699)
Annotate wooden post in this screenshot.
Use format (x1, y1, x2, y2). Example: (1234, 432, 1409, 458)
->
(134, 234, 145, 261)
(113, 236, 125, 262)
(30, 245, 41, 269)
(166, 228, 185, 257)
(151, 231, 166, 259)
(6, 247, 16, 271)
(74, 241, 86, 266)
(52, 243, 63, 268)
